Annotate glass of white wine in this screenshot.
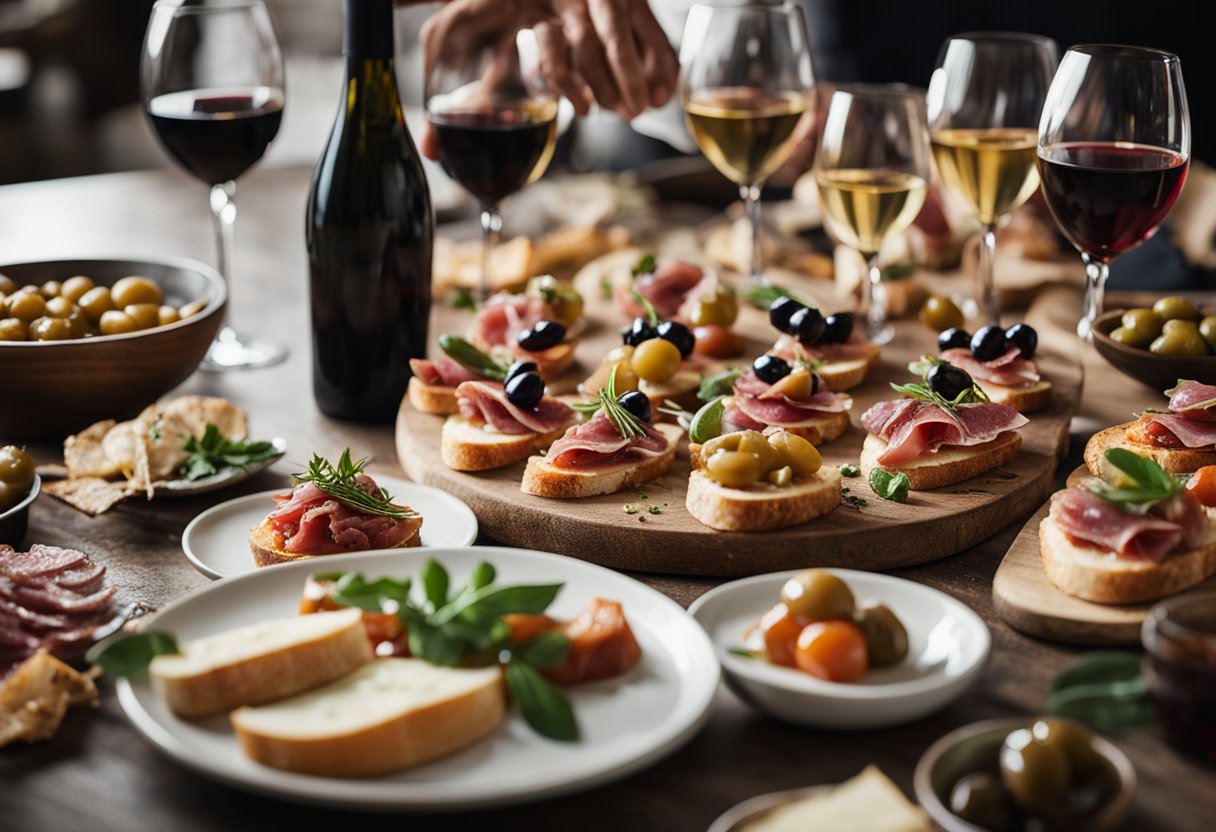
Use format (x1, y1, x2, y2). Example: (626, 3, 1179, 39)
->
(815, 85, 932, 345)
(927, 32, 1059, 324)
(680, 3, 815, 285)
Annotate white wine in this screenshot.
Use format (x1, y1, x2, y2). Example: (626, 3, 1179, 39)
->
(816, 169, 928, 256)
(931, 127, 1039, 224)
(684, 88, 808, 186)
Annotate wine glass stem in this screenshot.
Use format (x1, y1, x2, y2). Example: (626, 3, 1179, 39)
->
(1080, 253, 1108, 341)
(210, 180, 237, 338)
(740, 183, 765, 285)
(479, 204, 503, 302)
(977, 223, 1000, 325)
(864, 252, 887, 341)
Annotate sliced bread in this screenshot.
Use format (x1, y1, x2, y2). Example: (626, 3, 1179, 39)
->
(231, 659, 505, 777)
(978, 379, 1053, 414)
(407, 377, 460, 416)
(1084, 421, 1216, 477)
(859, 431, 1022, 490)
(686, 467, 843, 531)
(641, 370, 703, 417)
(816, 342, 881, 393)
(440, 414, 571, 472)
(248, 520, 421, 569)
(521, 423, 683, 498)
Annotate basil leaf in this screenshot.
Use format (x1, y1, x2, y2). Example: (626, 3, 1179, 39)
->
(438, 334, 508, 381)
(737, 282, 815, 311)
(331, 573, 411, 613)
(180, 423, 280, 481)
(630, 253, 656, 276)
(869, 469, 910, 502)
(1104, 448, 1178, 495)
(406, 617, 466, 666)
(505, 658, 579, 741)
(1047, 651, 1155, 734)
(88, 631, 179, 677)
(451, 287, 477, 311)
(1051, 651, 1143, 692)
(432, 583, 564, 626)
(688, 398, 725, 444)
(515, 631, 570, 669)
(421, 559, 450, 611)
(469, 562, 496, 592)
(697, 368, 742, 402)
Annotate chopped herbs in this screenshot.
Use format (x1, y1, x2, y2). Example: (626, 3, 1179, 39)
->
(869, 469, 910, 502)
(890, 378, 988, 411)
(438, 334, 509, 381)
(647, 504, 662, 515)
(728, 646, 763, 658)
(599, 273, 613, 300)
(698, 367, 742, 402)
(1087, 448, 1181, 514)
(451, 286, 477, 311)
(181, 423, 280, 481)
(624, 504, 640, 515)
(838, 463, 860, 478)
(841, 487, 867, 510)
(292, 450, 415, 519)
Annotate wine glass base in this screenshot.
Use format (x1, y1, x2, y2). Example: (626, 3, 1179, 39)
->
(867, 323, 895, 347)
(200, 326, 288, 372)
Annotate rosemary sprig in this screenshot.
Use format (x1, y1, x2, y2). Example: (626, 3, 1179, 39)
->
(572, 366, 645, 440)
(292, 450, 415, 519)
(630, 287, 660, 327)
(438, 334, 509, 381)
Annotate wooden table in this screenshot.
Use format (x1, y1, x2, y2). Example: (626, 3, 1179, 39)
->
(2, 165, 1213, 831)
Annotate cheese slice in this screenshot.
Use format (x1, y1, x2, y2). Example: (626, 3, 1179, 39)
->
(741, 766, 929, 832)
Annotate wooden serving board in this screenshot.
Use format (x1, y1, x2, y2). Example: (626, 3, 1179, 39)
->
(993, 467, 1216, 645)
(396, 279, 1083, 577)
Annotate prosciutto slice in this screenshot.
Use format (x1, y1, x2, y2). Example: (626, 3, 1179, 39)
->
(546, 410, 670, 469)
(1166, 380, 1216, 422)
(456, 381, 575, 436)
(772, 334, 875, 364)
(721, 404, 767, 434)
(470, 294, 551, 349)
(267, 476, 422, 556)
(1050, 487, 1205, 562)
(941, 347, 1040, 388)
(615, 259, 705, 319)
(861, 399, 1027, 465)
(409, 357, 483, 387)
(1144, 414, 1216, 449)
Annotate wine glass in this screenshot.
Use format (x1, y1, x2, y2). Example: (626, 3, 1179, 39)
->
(1037, 45, 1190, 339)
(141, 0, 287, 371)
(814, 85, 932, 345)
(426, 30, 557, 301)
(680, 3, 815, 285)
(928, 32, 1059, 325)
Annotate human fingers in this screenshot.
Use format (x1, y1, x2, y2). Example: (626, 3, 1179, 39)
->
(627, 0, 678, 107)
(553, 1, 620, 114)
(420, 120, 441, 161)
(586, 0, 650, 117)
(535, 20, 591, 115)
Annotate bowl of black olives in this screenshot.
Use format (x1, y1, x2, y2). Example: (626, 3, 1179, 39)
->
(914, 717, 1135, 832)
(1092, 297, 1216, 392)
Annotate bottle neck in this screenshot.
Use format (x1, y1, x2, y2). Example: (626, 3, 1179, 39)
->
(343, 0, 394, 60)
(343, 58, 403, 122)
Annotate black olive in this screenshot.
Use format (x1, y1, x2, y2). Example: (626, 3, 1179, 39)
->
(938, 327, 971, 352)
(948, 772, 1017, 832)
(927, 362, 973, 400)
(656, 320, 695, 358)
(970, 325, 1008, 362)
(1005, 323, 1038, 359)
(789, 306, 826, 345)
(504, 360, 538, 383)
(504, 371, 545, 409)
(768, 296, 806, 334)
(820, 312, 854, 344)
(617, 390, 652, 422)
(753, 354, 792, 384)
(621, 317, 655, 347)
(517, 319, 566, 352)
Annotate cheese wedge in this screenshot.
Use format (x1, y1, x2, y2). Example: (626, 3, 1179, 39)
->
(741, 765, 929, 832)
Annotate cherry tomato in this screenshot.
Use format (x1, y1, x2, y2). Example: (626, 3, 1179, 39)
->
(794, 620, 869, 682)
(693, 324, 744, 358)
(759, 602, 806, 668)
(1186, 466, 1216, 507)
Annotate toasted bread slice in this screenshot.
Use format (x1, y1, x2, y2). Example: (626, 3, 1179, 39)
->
(686, 467, 842, 531)
(978, 379, 1053, 414)
(816, 342, 881, 393)
(407, 377, 460, 416)
(521, 423, 683, 498)
(767, 411, 851, 446)
(1084, 421, 1216, 477)
(642, 370, 702, 418)
(513, 340, 578, 380)
(231, 659, 504, 778)
(440, 414, 572, 472)
(248, 520, 421, 569)
(149, 609, 373, 719)
(1039, 514, 1216, 604)
(860, 431, 1022, 490)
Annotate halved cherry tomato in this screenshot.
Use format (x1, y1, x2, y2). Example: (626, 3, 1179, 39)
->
(794, 620, 869, 682)
(1186, 466, 1216, 507)
(504, 613, 559, 644)
(759, 602, 806, 668)
(1126, 418, 1184, 449)
(693, 324, 745, 358)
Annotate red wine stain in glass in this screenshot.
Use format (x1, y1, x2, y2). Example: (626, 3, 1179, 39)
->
(148, 87, 284, 185)
(431, 107, 556, 207)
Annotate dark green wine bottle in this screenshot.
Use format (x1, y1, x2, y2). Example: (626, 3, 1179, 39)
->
(306, 0, 433, 422)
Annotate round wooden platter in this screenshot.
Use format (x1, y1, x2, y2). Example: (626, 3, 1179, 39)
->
(396, 279, 1083, 577)
(993, 467, 1216, 646)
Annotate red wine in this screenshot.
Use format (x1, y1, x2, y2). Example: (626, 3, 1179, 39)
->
(147, 87, 284, 184)
(431, 103, 557, 207)
(1037, 142, 1188, 261)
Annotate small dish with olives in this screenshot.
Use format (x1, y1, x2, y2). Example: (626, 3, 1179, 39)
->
(688, 568, 991, 729)
(914, 717, 1136, 832)
(0, 446, 39, 544)
(1093, 298, 1216, 393)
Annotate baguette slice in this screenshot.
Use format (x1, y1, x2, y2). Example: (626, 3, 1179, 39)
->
(150, 609, 373, 719)
(513, 340, 578, 380)
(686, 467, 842, 531)
(441, 414, 571, 472)
(859, 431, 1022, 490)
(407, 377, 460, 415)
(641, 370, 702, 417)
(1084, 421, 1216, 477)
(521, 423, 683, 498)
(248, 520, 421, 569)
(231, 659, 505, 777)
(978, 379, 1053, 414)
(1039, 514, 1216, 604)
(816, 342, 882, 393)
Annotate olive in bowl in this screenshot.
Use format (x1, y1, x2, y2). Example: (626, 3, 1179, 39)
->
(1093, 304, 1216, 392)
(0, 446, 39, 544)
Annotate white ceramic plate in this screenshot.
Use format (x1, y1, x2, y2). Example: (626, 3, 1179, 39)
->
(689, 569, 990, 730)
(181, 474, 478, 579)
(116, 546, 720, 810)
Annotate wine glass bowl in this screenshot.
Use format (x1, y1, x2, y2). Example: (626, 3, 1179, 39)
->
(1036, 44, 1190, 339)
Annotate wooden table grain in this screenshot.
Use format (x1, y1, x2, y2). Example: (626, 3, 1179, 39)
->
(1, 165, 1213, 832)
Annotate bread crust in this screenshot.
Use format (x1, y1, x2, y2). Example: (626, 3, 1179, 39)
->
(407, 377, 460, 415)
(248, 519, 421, 569)
(816, 342, 881, 393)
(440, 414, 573, 472)
(686, 468, 842, 531)
(979, 379, 1053, 414)
(520, 423, 682, 498)
(1084, 420, 1216, 477)
(859, 431, 1022, 490)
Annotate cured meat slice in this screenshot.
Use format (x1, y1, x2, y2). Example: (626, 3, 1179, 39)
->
(1050, 488, 1204, 562)
(615, 259, 705, 319)
(1167, 380, 1216, 420)
(772, 334, 875, 364)
(470, 294, 551, 349)
(456, 381, 576, 436)
(861, 399, 1027, 465)
(0, 546, 87, 579)
(1145, 414, 1216, 449)
(546, 411, 671, 469)
(941, 347, 1040, 388)
(268, 475, 422, 556)
(409, 357, 483, 387)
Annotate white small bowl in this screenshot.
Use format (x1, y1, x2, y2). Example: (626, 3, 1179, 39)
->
(688, 568, 991, 729)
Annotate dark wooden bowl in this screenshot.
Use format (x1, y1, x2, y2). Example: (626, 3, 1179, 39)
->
(1092, 307, 1216, 392)
(0, 257, 225, 440)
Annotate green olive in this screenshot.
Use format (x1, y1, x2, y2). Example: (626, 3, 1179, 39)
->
(78, 286, 114, 323)
(0, 317, 27, 341)
(767, 431, 822, 477)
(179, 298, 208, 318)
(7, 291, 46, 322)
(60, 275, 94, 303)
(706, 449, 762, 487)
(1109, 326, 1150, 348)
(0, 274, 15, 295)
(1151, 320, 1210, 356)
(631, 338, 682, 383)
(767, 465, 793, 486)
(1153, 295, 1202, 323)
(702, 432, 744, 455)
(98, 310, 138, 335)
(780, 569, 855, 621)
(124, 303, 161, 330)
(999, 726, 1072, 819)
(919, 295, 966, 332)
(948, 772, 1015, 831)
(688, 288, 739, 327)
(110, 275, 163, 307)
(737, 430, 784, 472)
(157, 305, 182, 326)
(39, 280, 62, 299)
(1120, 308, 1164, 342)
(1200, 317, 1216, 352)
(28, 316, 71, 341)
(0, 445, 35, 511)
(64, 308, 89, 339)
(854, 603, 909, 667)
(44, 296, 74, 318)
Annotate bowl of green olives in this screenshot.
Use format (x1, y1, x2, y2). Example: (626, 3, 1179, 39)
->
(0, 257, 225, 440)
(914, 717, 1136, 832)
(1093, 296, 1216, 391)
(0, 446, 39, 544)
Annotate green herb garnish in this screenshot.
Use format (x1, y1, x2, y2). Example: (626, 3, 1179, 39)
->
(1087, 448, 1181, 514)
(687, 397, 725, 444)
(728, 646, 764, 659)
(647, 504, 662, 515)
(292, 450, 415, 519)
(737, 282, 815, 311)
(698, 366, 742, 402)
(599, 273, 613, 300)
(181, 423, 279, 481)
(1047, 651, 1155, 734)
(527, 275, 582, 308)
(838, 463, 860, 478)
(841, 487, 867, 510)
(881, 263, 915, 281)
(624, 504, 639, 515)
(438, 334, 509, 381)
(572, 366, 646, 440)
(891, 360, 988, 412)
(451, 287, 477, 311)
(869, 469, 910, 502)
(87, 631, 179, 677)
(630, 287, 660, 327)
(631, 252, 657, 277)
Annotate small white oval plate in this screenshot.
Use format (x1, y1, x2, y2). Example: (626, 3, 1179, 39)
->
(689, 568, 990, 730)
(116, 546, 720, 811)
(152, 438, 287, 498)
(181, 474, 478, 579)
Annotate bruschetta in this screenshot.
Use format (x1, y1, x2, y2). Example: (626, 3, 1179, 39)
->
(936, 323, 1052, 414)
(441, 375, 577, 472)
(1085, 380, 1216, 477)
(720, 357, 852, 446)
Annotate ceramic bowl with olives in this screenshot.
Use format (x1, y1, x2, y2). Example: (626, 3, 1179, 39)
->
(1093, 297, 1216, 392)
(0, 445, 39, 543)
(0, 257, 225, 440)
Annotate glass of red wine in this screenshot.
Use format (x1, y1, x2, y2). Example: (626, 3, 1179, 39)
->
(426, 30, 558, 300)
(1036, 45, 1190, 339)
(141, 0, 287, 370)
